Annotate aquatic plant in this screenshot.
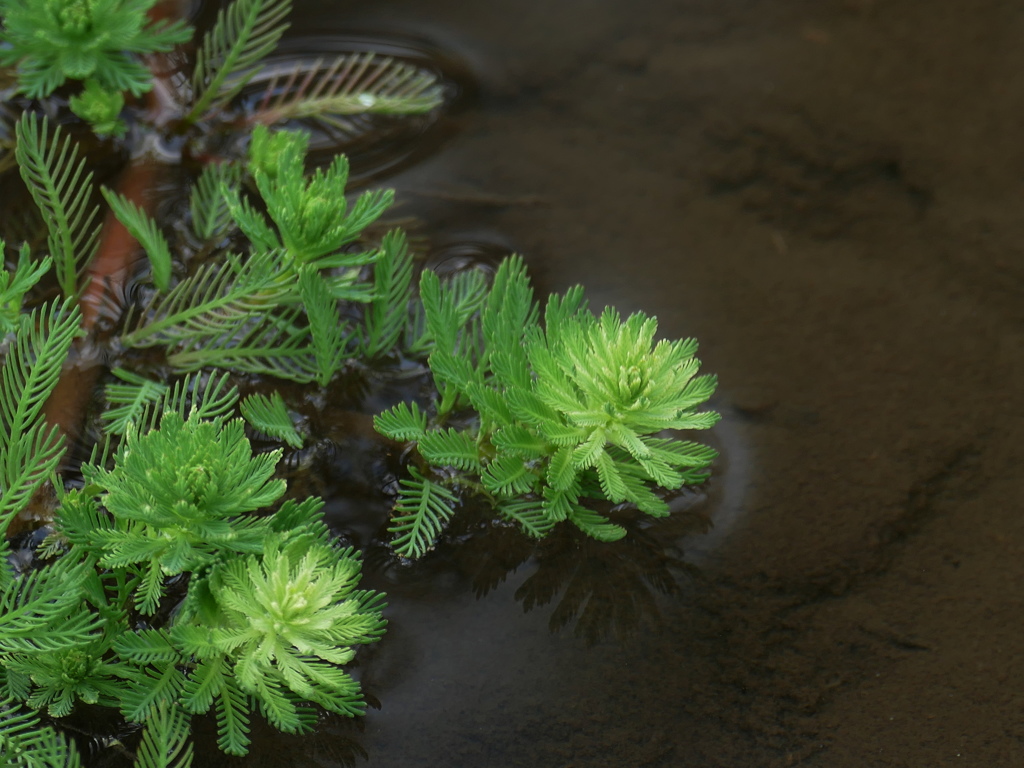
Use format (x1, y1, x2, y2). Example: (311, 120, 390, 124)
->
(0, 0, 192, 99)
(374, 256, 719, 557)
(0, 306, 385, 760)
(0, 0, 720, 763)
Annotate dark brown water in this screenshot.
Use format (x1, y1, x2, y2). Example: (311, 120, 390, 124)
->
(260, 0, 1024, 766)
(49, 0, 1024, 765)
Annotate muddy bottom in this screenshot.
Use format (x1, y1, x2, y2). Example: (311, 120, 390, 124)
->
(205, 0, 1024, 765)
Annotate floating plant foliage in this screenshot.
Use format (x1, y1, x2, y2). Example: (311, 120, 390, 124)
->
(374, 256, 720, 557)
(0, 0, 192, 99)
(0, 0, 720, 763)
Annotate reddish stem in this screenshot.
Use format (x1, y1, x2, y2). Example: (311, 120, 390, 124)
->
(17, 0, 195, 531)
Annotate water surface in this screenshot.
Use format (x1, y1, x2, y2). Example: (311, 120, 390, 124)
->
(234, 0, 1024, 764)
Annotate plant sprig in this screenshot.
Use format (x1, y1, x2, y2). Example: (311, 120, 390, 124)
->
(375, 256, 720, 557)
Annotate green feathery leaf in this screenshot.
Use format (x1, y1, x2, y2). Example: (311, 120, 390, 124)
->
(373, 400, 427, 442)
(417, 428, 482, 472)
(134, 700, 194, 768)
(15, 113, 100, 298)
(188, 0, 292, 121)
(482, 453, 538, 497)
(240, 391, 303, 448)
(120, 250, 290, 349)
(359, 229, 414, 359)
(495, 499, 555, 538)
(165, 308, 319, 382)
(247, 52, 443, 126)
(212, 675, 251, 756)
(297, 266, 350, 386)
(111, 629, 180, 666)
(0, 561, 101, 654)
(0, 698, 83, 767)
(389, 468, 458, 558)
(481, 254, 537, 385)
(566, 506, 626, 542)
(189, 161, 243, 241)
(0, 243, 50, 335)
(134, 371, 240, 435)
(0, 300, 81, 528)
(68, 79, 126, 138)
(118, 661, 187, 723)
(100, 187, 173, 291)
(101, 368, 169, 436)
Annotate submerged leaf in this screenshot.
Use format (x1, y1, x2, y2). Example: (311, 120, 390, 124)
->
(247, 52, 443, 127)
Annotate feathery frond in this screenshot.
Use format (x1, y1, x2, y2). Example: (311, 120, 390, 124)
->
(120, 250, 290, 349)
(188, 0, 292, 121)
(189, 162, 243, 242)
(118, 662, 186, 723)
(0, 243, 50, 335)
(373, 400, 427, 442)
(134, 371, 239, 435)
(0, 300, 81, 527)
(240, 392, 303, 448)
(100, 187, 172, 291)
(0, 698, 82, 767)
(417, 428, 482, 472)
(496, 499, 556, 538)
(134, 701, 194, 768)
(247, 53, 443, 127)
(14, 113, 100, 298)
(297, 267, 350, 386)
(566, 506, 626, 542)
(359, 229, 413, 359)
(68, 79, 127, 138)
(165, 308, 319, 382)
(101, 369, 168, 436)
(389, 468, 458, 558)
(0, 561, 101, 654)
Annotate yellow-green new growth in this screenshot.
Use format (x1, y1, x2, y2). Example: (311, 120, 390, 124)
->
(169, 538, 386, 752)
(375, 256, 720, 557)
(228, 125, 393, 281)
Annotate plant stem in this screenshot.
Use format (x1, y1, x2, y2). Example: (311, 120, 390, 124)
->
(27, 0, 194, 527)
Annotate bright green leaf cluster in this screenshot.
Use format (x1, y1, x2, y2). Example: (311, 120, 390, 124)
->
(375, 256, 720, 557)
(0, 243, 50, 335)
(164, 536, 385, 750)
(0, 0, 192, 98)
(0, 400, 385, 757)
(117, 126, 409, 381)
(230, 125, 393, 283)
(68, 79, 127, 138)
(66, 412, 284, 615)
